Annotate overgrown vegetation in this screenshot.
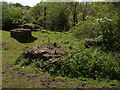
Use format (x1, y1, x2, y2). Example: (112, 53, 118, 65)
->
(99, 18, 120, 51)
(1, 1, 120, 87)
(14, 31, 120, 80)
(2, 2, 30, 30)
(18, 47, 120, 80)
(2, 30, 120, 88)
(73, 16, 100, 38)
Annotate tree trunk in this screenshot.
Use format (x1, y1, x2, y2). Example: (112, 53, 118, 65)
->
(73, 2, 78, 26)
(43, 6, 46, 29)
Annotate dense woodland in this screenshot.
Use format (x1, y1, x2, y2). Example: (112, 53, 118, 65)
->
(1, 1, 120, 87)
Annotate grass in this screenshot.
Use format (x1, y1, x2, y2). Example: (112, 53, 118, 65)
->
(1, 30, 120, 88)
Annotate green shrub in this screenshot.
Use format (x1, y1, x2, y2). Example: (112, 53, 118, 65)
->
(35, 48, 120, 80)
(19, 58, 31, 67)
(73, 16, 100, 38)
(14, 53, 25, 65)
(15, 52, 31, 66)
(73, 16, 120, 51)
(98, 17, 120, 51)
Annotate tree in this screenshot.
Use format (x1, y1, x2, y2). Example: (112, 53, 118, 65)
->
(28, 2, 70, 31)
(73, 2, 78, 26)
(2, 2, 29, 30)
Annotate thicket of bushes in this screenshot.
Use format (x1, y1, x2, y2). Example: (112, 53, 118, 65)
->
(99, 18, 120, 51)
(73, 16, 100, 39)
(73, 16, 120, 51)
(18, 48, 120, 80)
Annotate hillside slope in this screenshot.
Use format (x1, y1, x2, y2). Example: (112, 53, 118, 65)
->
(2, 30, 120, 88)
